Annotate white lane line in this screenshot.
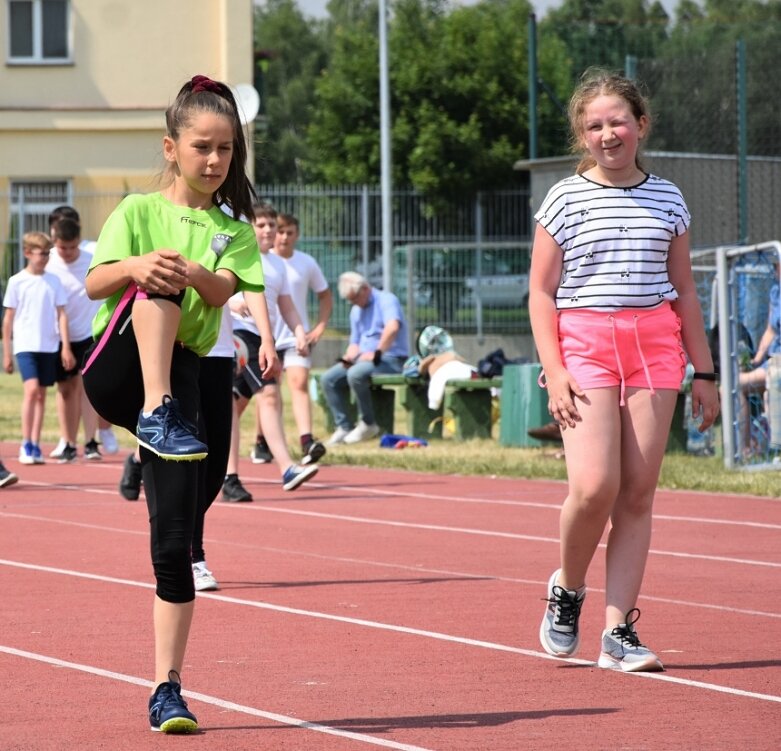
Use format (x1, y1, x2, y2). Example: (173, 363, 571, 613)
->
(0, 645, 434, 751)
(3, 502, 780, 573)
(231, 505, 781, 570)
(2, 508, 780, 621)
(14, 476, 781, 530)
(1, 559, 779, 705)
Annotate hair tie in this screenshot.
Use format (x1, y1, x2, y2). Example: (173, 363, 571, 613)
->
(191, 75, 221, 94)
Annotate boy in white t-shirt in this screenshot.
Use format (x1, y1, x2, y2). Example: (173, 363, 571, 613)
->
(266, 213, 333, 464)
(46, 216, 103, 462)
(2, 232, 74, 464)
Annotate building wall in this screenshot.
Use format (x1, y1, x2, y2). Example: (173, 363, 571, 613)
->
(0, 0, 255, 234)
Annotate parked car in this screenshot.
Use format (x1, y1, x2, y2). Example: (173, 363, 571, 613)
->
(462, 273, 529, 308)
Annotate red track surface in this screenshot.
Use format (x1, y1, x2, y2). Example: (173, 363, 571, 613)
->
(1, 444, 779, 750)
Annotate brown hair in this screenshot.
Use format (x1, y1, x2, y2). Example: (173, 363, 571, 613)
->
(164, 75, 257, 221)
(277, 212, 299, 230)
(50, 217, 81, 243)
(568, 68, 652, 175)
(253, 202, 278, 221)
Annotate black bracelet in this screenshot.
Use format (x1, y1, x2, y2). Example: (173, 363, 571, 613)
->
(373, 349, 383, 365)
(692, 372, 717, 381)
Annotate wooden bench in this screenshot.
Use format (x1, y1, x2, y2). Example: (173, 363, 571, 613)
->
(369, 374, 502, 440)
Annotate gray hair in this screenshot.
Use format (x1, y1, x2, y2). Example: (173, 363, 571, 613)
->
(338, 271, 369, 300)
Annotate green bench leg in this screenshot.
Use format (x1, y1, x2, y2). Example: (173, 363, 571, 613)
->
(447, 389, 494, 440)
(402, 383, 443, 439)
(369, 386, 395, 435)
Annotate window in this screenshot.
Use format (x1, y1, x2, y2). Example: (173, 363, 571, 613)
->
(8, 181, 70, 273)
(8, 0, 70, 63)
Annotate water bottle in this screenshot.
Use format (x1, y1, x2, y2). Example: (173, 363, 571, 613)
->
(685, 392, 714, 456)
(768, 355, 781, 449)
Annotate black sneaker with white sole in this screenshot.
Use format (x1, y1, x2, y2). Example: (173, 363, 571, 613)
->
(250, 441, 273, 464)
(222, 474, 253, 502)
(301, 439, 326, 465)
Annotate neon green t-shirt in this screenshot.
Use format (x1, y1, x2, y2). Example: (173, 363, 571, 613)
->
(89, 192, 264, 356)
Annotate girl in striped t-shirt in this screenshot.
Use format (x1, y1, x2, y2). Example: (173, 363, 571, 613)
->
(531, 70, 719, 672)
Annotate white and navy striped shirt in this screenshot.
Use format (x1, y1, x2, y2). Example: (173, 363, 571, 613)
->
(535, 173, 690, 311)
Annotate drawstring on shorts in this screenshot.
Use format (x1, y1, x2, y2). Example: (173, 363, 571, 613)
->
(608, 314, 655, 406)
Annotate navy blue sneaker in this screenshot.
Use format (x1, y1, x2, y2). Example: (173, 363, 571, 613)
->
(148, 671, 198, 733)
(136, 395, 208, 461)
(282, 463, 319, 491)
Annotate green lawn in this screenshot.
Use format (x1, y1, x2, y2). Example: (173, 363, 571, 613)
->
(3, 369, 779, 499)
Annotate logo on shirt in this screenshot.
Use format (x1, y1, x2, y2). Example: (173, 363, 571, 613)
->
(211, 233, 234, 257)
(180, 216, 206, 228)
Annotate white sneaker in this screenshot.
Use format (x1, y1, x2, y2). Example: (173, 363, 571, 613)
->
(99, 427, 119, 455)
(192, 561, 219, 592)
(326, 426, 351, 446)
(343, 420, 380, 444)
(49, 438, 67, 458)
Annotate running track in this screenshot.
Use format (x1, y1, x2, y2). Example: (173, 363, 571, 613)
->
(1, 446, 779, 750)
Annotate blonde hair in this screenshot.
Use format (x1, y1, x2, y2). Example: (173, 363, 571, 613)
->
(338, 271, 368, 300)
(568, 68, 652, 175)
(23, 231, 52, 253)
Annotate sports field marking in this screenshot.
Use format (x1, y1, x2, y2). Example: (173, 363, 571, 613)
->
(1, 558, 779, 705)
(0, 646, 434, 750)
(1, 510, 778, 620)
(16, 475, 781, 531)
(229, 504, 781, 570)
(4, 502, 778, 570)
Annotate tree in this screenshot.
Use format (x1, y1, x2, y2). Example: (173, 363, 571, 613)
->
(307, 0, 537, 203)
(253, 0, 329, 183)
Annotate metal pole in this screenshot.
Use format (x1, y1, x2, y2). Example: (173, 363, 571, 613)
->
(528, 13, 537, 160)
(716, 246, 735, 468)
(361, 184, 369, 275)
(379, 0, 393, 291)
(736, 39, 748, 245)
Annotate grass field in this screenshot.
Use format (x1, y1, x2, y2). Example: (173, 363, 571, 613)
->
(2, 369, 779, 499)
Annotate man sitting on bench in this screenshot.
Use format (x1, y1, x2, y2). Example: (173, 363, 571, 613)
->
(322, 271, 409, 445)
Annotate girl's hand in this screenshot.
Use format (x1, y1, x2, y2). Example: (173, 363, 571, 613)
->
(135, 250, 189, 295)
(3, 355, 13, 374)
(691, 380, 720, 432)
(545, 369, 585, 430)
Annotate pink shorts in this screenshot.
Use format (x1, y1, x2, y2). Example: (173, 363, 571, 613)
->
(556, 303, 686, 405)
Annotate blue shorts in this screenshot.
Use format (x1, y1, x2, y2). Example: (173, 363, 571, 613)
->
(16, 351, 58, 386)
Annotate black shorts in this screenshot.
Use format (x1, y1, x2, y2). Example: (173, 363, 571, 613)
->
(232, 329, 276, 400)
(56, 337, 93, 381)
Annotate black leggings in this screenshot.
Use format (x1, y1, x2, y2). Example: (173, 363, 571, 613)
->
(191, 356, 233, 563)
(83, 285, 205, 603)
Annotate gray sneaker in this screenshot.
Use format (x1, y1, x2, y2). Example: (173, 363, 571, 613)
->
(539, 568, 586, 657)
(597, 608, 664, 672)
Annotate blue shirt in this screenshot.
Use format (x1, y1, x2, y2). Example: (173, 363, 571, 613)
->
(349, 287, 409, 358)
(768, 282, 780, 359)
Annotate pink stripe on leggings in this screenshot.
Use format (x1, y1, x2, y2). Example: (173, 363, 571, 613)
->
(81, 283, 138, 375)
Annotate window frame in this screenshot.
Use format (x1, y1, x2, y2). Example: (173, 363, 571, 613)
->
(7, 0, 72, 65)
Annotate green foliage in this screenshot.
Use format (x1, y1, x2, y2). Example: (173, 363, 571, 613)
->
(254, 0, 781, 204)
(253, 0, 329, 183)
(307, 0, 534, 203)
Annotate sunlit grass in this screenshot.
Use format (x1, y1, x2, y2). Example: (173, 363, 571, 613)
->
(3, 368, 779, 499)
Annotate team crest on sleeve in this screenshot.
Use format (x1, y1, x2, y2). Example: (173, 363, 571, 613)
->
(210, 233, 234, 256)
